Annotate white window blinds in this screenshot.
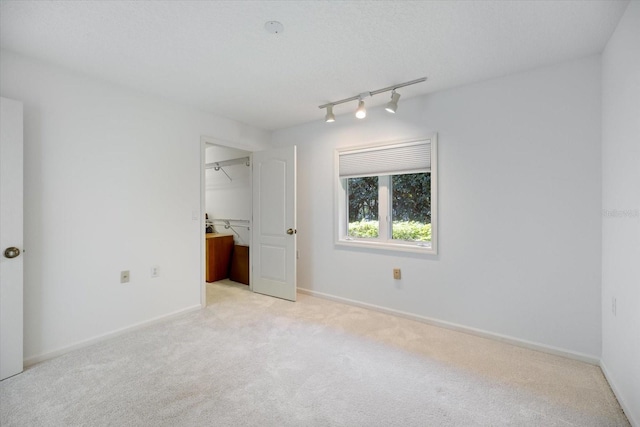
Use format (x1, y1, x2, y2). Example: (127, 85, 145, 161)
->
(338, 140, 431, 179)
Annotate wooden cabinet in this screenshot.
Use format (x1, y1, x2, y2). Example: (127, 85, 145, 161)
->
(229, 245, 250, 285)
(205, 233, 234, 282)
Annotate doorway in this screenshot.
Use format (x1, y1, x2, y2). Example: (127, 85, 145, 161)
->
(200, 137, 298, 306)
(203, 141, 252, 305)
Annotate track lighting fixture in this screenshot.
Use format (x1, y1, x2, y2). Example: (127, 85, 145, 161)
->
(385, 90, 401, 113)
(355, 92, 370, 119)
(325, 105, 335, 122)
(318, 77, 426, 123)
(355, 99, 366, 119)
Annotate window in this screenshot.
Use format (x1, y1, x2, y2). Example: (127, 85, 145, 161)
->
(336, 137, 437, 254)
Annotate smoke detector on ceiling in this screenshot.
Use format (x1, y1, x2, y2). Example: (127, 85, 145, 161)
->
(264, 21, 284, 34)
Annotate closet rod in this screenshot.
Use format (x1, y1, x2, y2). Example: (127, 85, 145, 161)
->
(205, 156, 250, 170)
(214, 224, 250, 230)
(211, 219, 251, 232)
(210, 218, 250, 224)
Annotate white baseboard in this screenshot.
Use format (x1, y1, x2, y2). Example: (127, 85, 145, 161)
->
(600, 361, 638, 427)
(297, 287, 600, 365)
(24, 305, 202, 367)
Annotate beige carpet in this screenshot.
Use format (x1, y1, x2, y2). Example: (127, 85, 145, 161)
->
(0, 280, 629, 426)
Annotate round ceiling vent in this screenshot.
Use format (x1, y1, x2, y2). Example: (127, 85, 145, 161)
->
(264, 21, 284, 34)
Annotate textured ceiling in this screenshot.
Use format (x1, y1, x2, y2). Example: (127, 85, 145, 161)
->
(0, 1, 629, 131)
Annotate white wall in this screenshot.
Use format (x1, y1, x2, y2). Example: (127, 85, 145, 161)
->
(0, 50, 270, 362)
(205, 145, 251, 245)
(272, 55, 603, 359)
(601, 1, 640, 424)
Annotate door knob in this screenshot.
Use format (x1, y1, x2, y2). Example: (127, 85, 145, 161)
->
(4, 247, 21, 259)
(286, 228, 296, 235)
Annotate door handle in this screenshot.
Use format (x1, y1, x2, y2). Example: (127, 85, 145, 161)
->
(286, 228, 296, 235)
(4, 247, 21, 259)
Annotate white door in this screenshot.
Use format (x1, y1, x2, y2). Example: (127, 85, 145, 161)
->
(0, 97, 24, 380)
(251, 146, 296, 301)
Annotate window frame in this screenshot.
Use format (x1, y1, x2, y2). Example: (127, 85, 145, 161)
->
(335, 135, 438, 255)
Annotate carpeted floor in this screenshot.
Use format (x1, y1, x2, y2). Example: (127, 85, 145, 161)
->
(0, 280, 630, 426)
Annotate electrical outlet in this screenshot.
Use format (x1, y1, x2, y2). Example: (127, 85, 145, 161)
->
(151, 266, 159, 278)
(120, 270, 130, 283)
(393, 268, 401, 280)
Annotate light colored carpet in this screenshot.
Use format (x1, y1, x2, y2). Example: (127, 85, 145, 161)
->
(0, 280, 629, 426)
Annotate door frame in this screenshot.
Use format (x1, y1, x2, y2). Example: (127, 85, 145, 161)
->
(199, 136, 255, 307)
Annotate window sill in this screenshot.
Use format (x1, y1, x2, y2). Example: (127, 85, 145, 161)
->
(336, 238, 436, 255)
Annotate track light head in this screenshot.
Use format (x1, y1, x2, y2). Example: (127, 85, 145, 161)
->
(385, 90, 401, 113)
(355, 99, 366, 119)
(325, 105, 335, 123)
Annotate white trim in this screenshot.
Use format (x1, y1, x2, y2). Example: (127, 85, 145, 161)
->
(297, 287, 599, 365)
(334, 161, 345, 248)
(339, 139, 429, 156)
(600, 361, 638, 427)
(335, 239, 434, 254)
(430, 134, 438, 254)
(201, 135, 259, 154)
(24, 305, 202, 367)
(200, 138, 207, 308)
